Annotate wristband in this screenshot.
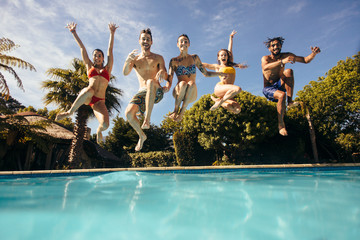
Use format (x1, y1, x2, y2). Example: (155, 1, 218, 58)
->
(280, 59, 284, 67)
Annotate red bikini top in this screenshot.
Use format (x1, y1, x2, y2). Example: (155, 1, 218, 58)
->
(88, 67, 110, 81)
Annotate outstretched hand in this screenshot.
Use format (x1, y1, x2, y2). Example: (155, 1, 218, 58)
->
(66, 22, 77, 32)
(230, 30, 237, 38)
(311, 46, 321, 54)
(283, 55, 295, 64)
(156, 69, 166, 83)
(236, 63, 248, 69)
(108, 22, 119, 33)
(126, 49, 138, 62)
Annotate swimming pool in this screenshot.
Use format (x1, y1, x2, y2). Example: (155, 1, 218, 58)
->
(0, 166, 359, 240)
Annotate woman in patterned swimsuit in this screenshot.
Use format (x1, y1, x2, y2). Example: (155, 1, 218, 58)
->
(168, 34, 226, 122)
(56, 22, 118, 143)
(202, 30, 248, 114)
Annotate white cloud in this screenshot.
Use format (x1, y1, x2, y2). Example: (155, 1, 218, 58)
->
(287, 1, 307, 14)
(321, 7, 359, 22)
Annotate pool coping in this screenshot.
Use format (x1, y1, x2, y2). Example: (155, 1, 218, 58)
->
(1, 163, 359, 176)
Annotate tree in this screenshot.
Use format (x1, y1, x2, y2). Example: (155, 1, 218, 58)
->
(102, 116, 135, 157)
(180, 92, 278, 159)
(295, 52, 360, 161)
(0, 38, 36, 100)
(0, 95, 25, 114)
(42, 58, 123, 167)
(160, 112, 183, 136)
(103, 115, 172, 157)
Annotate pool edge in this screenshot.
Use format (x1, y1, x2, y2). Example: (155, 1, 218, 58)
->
(1, 163, 360, 176)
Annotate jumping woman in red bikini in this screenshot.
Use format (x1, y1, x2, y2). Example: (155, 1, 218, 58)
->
(56, 22, 118, 143)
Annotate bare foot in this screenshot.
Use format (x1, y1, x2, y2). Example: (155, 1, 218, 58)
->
(168, 112, 177, 121)
(232, 108, 241, 114)
(279, 128, 288, 136)
(135, 134, 147, 151)
(210, 95, 222, 110)
(141, 120, 150, 129)
(225, 105, 241, 114)
(55, 111, 71, 121)
(96, 130, 103, 144)
(210, 99, 222, 111)
(211, 95, 219, 102)
(174, 112, 184, 122)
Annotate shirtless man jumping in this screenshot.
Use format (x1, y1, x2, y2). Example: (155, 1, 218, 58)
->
(261, 37, 320, 136)
(123, 28, 170, 151)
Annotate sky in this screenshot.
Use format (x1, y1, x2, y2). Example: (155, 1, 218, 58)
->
(2, 0, 360, 137)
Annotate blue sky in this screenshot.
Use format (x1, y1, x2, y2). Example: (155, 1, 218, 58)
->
(2, 0, 360, 136)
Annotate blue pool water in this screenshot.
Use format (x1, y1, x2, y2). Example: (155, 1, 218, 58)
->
(0, 168, 359, 240)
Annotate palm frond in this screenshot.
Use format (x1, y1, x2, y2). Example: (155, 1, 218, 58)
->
(0, 63, 24, 91)
(0, 38, 18, 53)
(0, 54, 36, 71)
(0, 71, 10, 100)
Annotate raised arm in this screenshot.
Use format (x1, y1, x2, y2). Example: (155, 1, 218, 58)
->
(123, 49, 138, 76)
(66, 22, 92, 69)
(228, 30, 236, 55)
(193, 55, 225, 78)
(106, 23, 118, 74)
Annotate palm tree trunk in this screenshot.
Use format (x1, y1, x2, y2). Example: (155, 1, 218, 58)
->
(68, 105, 89, 168)
(24, 142, 34, 170)
(301, 102, 319, 162)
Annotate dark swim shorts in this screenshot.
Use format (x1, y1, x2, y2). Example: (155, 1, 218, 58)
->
(262, 80, 286, 102)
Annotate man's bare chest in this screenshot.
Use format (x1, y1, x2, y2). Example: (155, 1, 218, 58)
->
(135, 58, 158, 70)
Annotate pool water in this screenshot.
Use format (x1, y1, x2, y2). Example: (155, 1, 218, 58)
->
(0, 169, 359, 240)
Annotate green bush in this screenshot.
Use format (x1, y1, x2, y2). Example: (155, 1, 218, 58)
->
(129, 151, 176, 168)
(173, 131, 215, 166)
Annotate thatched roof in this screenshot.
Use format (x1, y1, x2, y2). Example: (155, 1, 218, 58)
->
(9, 112, 74, 140)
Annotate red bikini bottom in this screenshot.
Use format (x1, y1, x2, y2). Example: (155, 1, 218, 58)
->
(89, 96, 105, 107)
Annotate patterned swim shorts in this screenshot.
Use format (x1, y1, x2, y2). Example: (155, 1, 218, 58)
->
(130, 87, 164, 114)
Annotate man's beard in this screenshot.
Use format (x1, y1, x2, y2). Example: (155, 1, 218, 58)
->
(273, 49, 281, 56)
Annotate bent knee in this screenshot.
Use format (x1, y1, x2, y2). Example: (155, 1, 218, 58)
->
(102, 121, 109, 130)
(125, 106, 134, 119)
(125, 105, 139, 119)
(146, 78, 157, 86)
(234, 86, 242, 94)
(188, 81, 196, 87)
(283, 69, 294, 77)
(178, 80, 188, 88)
(278, 91, 286, 101)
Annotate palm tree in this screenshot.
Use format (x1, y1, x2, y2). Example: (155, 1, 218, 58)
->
(42, 58, 122, 167)
(0, 38, 36, 100)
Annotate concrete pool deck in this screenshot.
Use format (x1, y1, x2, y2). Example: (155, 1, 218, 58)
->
(1, 163, 359, 176)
